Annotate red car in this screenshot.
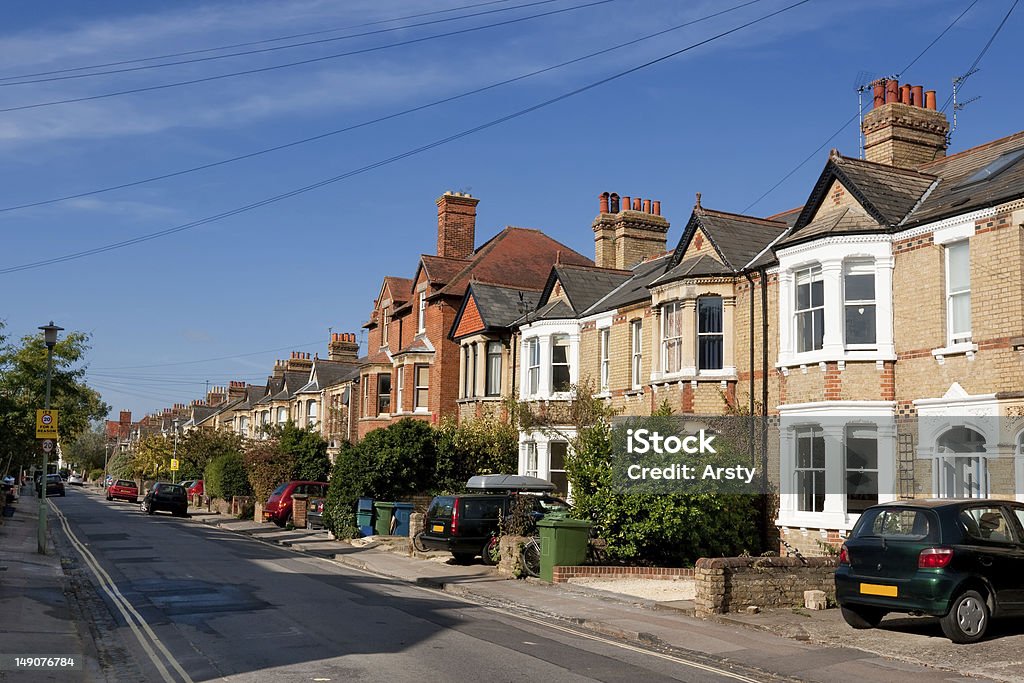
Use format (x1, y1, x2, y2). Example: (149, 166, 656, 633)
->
(263, 481, 328, 527)
(106, 479, 139, 503)
(187, 480, 204, 497)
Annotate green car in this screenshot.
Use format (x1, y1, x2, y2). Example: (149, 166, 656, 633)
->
(836, 499, 1024, 643)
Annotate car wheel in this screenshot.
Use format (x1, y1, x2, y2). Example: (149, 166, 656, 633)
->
(941, 590, 989, 643)
(106, 494, 112, 501)
(451, 552, 476, 565)
(840, 605, 887, 629)
(481, 536, 500, 566)
(132, 498, 138, 504)
(146, 503, 155, 515)
(60, 491, 65, 497)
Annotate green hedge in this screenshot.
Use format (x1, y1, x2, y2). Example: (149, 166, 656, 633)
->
(204, 452, 252, 500)
(88, 468, 105, 482)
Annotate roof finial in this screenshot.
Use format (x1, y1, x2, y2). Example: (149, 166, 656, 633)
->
(556, 249, 561, 265)
(695, 192, 702, 209)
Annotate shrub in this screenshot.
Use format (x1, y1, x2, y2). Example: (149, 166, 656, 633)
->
(433, 416, 517, 494)
(88, 468, 104, 482)
(204, 453, 252, 500)
(244, 436, 294, 503)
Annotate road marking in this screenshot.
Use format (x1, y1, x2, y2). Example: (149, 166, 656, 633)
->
(49, 501, 194, 683)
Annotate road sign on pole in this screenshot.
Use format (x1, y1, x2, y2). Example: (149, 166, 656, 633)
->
(36, 409, 58, 439)
(170, 459, 179, 471)
(41, 439, 54, 453)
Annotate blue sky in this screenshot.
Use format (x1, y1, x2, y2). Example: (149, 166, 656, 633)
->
(1, 0, 1020, 419)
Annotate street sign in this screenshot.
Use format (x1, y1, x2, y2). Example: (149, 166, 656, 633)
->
(41, 439, 54, 453)
(170, 459, 179, 471)
(36, 409, 59, 439)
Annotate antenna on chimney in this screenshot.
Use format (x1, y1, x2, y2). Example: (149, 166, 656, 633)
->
(855, 72, 896, 159)
(950, 69, 981, 141)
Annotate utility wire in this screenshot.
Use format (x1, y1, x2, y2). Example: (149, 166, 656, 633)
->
(0, 0, 518, 83)
(0, 0, 563, 87)
(0, 0, 766, 214)
(90, 340, 326, 370)
(741, 0, 979, 213)
(939, 0, 1018, 112)
(0, 0, 612, 114)
(0, 0, 814, 276)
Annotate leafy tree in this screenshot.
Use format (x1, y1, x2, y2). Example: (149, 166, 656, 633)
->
(433, 416, 518, 493)
(242, 423, 330, 503)
(0, 323, 108, 473)
(178, 429, 243, 481)
(205, 452, 252, 499)
(243, 435, 294, 503)
(130, 435, 172, 481)
(108, 448, 133, 480)
(64, 423, 108, 473)
(277, 422, 330, 482)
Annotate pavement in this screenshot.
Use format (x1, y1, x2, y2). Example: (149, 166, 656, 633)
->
(4, 485, 1021, 682)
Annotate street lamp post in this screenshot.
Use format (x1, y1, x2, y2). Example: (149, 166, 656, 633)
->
(171, 419, 179, 485)
(38, 321, 63, 555)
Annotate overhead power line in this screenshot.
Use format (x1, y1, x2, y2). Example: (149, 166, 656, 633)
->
(0, 0, 519, 83)
(939, 0, 1018, 112)
(90, 340, 326, 370)
(0, 0, 564, 87)
(741, 0, 980, 213)
(0, 0, 613, 114)
(0, 0, 814, 276)
(0, 0, 767, 214)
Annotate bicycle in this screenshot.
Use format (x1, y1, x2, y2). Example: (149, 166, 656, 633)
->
(520, 536, 541, 577)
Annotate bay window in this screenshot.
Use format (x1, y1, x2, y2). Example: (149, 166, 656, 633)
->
(697, 296, 723, 371)
(843, 260, 876, 348)
(526, 338, 540, 395)
(485, 341, 502, 396)
(795, 265, 824, 353)
(414, 364, 429, 411)
(551, 335, 571, 392)
(661, 301, 683, 374)
(844, 425, 878, 513)
(796, 426, 825, 512)
(376, 373, 391, 415)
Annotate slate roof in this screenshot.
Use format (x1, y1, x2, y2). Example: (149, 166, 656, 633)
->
(257, 377, 284, 405)
(693, 208, 788, 271)
(190, 405, 220, 427)
(396, 337, 433, 355)
(764, 206, 803, 228)
(583, 253, 675, 316)
(907, 129, 1024, 227)
(545, 264, 632, 315)
(516, 299, 576, 324)
(651, 254, 735, 287)
(469, 283, 541, 329)
(314, 359, 361, 389)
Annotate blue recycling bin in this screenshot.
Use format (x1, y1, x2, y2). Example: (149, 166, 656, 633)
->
(356, 497, 375, 537)
(392, 502, 414, 537)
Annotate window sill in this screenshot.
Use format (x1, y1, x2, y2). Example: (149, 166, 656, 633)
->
(456, 397, 503, 404)
(777, 349, 895, 369)
(931, 342, 977, 364)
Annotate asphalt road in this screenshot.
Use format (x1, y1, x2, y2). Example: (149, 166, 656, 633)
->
(47, 488, 773, 683)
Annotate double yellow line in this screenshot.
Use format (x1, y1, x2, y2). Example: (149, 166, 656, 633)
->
(49, 501, 194, 683)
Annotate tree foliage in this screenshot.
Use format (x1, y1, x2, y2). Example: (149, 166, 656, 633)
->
(130, 435, 172, 481)
(241, 422, 330, 503)
(433, 416, 518, 494)
(205, 452, 252, 499)
(178, 429, 243, 481)
(64, 423, 108, 473)
(243, 436, 294, 503)
(276, 422, 330, 482)
(0, 323, 108, 473)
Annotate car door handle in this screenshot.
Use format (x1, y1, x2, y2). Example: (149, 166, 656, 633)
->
(978, 555, 993, 567)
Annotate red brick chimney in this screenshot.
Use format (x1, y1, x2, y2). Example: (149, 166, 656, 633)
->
(436, 191, 479, 260)
(328, 332, 359, 362)
(593, 191, 670, 269)
(861, 78, 949, 168)
(227, 381, 247, 401)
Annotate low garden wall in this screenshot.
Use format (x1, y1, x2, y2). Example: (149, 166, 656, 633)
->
(552, 566, 694, 583)
(694, 556, 837, 616)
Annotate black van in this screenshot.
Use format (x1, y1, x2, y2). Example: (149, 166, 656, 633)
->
(418, 475, 568, 563)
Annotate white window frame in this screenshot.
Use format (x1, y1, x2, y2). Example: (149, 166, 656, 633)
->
(795, 426, 826, 513)
(526, 338, 540, 396)
(844, 424, 878, 513)
(550, 334, 571, 393)
(376, 373, 391, 416)
(485, 341, 502, 397)
(381, 306, 390, 346)
(276, 406, 287, 424)
(599, 328, 610, 393)
(414, 364, 429, 412)
(523, 441, 538, 478)
(396, 365, 404, 412)
(794, 265, 824, 353)
(306, 399, 317, 427)
(417, 291, 426, 334)
(696, 296, 724, 372)
(661, 301, 683, 375)
(945, 240, 971, 346)
(843, 259, 876, 349)
(630, 320, 642, 390)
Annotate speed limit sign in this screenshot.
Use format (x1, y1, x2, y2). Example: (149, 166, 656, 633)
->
(41, 439, 54, 453)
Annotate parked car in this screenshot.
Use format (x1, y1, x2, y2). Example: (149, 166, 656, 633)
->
(141, 482, 188, 517)
(68, 473, 85, 486)
(106, 479, 139, 503)
(263, 481, 328, 527)
(307, 497, 326, 530)
(180, 479, 196, 491)
(418, 475, 569, 564)
(187, 480, 204, 497)
(836, 499, 1024, 643)
(37, 474, 65, 497)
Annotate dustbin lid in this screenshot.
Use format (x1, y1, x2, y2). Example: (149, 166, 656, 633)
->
(374, 501, 396, 508)
(392, 502, 414, 510)
(357, 497, 374, 510)
(536, 516, 592, 528)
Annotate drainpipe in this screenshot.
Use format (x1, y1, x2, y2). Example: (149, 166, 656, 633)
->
(744, 272, 756, 466)
(759, 266, 771, 550)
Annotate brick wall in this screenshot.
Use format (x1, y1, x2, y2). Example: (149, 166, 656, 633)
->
(552, 566, 694, 583)
(694, 556, 837, 615)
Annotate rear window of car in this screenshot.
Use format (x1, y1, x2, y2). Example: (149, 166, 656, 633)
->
(47, 474, 62, 482)
(852, 507, 937, 541)
(161, 485, 185, 495)
(272, 483, 288, 495)
(463, 499, 503, 520)
(427, 496, 455, 519)
(116, 480, 136, 488)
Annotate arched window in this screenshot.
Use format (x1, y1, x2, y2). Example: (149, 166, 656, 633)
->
(937, 426, 986, 499)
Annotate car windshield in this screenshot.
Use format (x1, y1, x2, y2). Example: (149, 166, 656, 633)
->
(272, 483, 288, 495)
(47, 474, 62, 482)
(851, 507, 937, 541)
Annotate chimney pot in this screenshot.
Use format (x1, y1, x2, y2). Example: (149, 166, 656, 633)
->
(911, 85, 923, 107)
(642, 199, 651, 213)
(599, 192, 609, 213)
(622, 196, 630, 212)
(900, 83, 911, 104)
(925, 90, 936, 110)
(885, 79, 899, 104)
(609, 193, 620, 212)
(873, 81, 885, 108)
(652, 200, 661, 216)
(632, 198, 641, 211)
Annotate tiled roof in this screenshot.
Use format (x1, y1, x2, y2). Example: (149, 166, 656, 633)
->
(314, 359, 360, 388)
(516, 299, 576, 323)
(382, 276, 414, 304)
(437, 227, 592, 299)
(467, 283, 541, 329)
(690, 208, 788, 271)
(583, 253, 675, 315)
(397, 337, 433, 354)
(764, 206, 804, 227)
(906, 129, 1024, 227)
(420, 255, 469, 286)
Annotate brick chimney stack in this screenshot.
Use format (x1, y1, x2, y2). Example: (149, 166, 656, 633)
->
(227, 381, 247, 401)
(119, 410, 132, 427)
(436, 191, 479, 260)
(592, 192, 670, 269)
(328, 332, 360, 362)
(205, 386, 226, 406)
(285, 351, 313, 374)
(861, 78, 948, 168)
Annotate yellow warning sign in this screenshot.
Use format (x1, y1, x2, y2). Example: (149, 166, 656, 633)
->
(170, 459, 180, 471)
(36, 409, 58, 439)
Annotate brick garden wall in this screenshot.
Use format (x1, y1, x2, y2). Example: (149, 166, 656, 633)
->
(694, 556, 837, 615)
(552, 566, 694, 583)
